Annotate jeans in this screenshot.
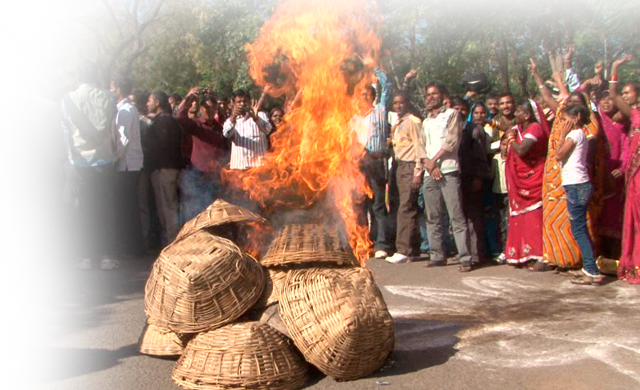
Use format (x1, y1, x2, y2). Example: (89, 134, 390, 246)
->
(395, 161, 420, 256)
(495, 193, 509, 253)
(358, 157, 394, 252)
(179, 166, 220, 226)
(564, 182, 599, 276)
(114, 170, 144, 256)
(67, 164, 116, 257)
(151, 168, 181, 246)
(0, 167, 29, 273)
(423, 172, 472, 265)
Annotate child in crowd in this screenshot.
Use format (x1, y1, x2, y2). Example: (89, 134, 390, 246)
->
(555, 104, 603, 285)
(492, 134, 509, 263)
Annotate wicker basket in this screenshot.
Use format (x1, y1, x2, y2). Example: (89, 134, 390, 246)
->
(249, 303, 290, 338)
(172, 321, 308, 390)
(145, 232, 265, 333)
(175, 199, 266, 242)
(139, 322, 185, 357)
(279, 267, 394, 380)
(252, 267, 290, 310)
(260, 224, 359, 267)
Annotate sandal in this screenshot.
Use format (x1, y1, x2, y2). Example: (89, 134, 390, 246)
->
(571, 275, 605, 286)
(458, 263, 472, 272)
(567, 270, 584, 278)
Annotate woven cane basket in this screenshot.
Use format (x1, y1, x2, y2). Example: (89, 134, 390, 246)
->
(175, 199, 266, 242)
(139, 323, 185, 357)
(144, 231, 265, 333)
(172, 321, 308, 390)
(252, 267, 290, 310)
(279, 267, 394, 380)
(260, 224, 359, 267)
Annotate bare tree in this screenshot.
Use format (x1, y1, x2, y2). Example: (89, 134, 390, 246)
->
(15, 0, 166, 86)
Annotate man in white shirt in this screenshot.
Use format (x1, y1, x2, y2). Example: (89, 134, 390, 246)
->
(111, 75, 144, 257)
(421, 81, 473, 271)
(223, 89, 272, 170)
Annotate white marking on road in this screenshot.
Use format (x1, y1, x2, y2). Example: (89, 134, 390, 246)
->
(385, 277, 640, 384)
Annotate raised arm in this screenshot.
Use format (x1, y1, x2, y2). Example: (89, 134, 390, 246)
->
(610, 54, 634, 118)
(529, 57, 558, 112)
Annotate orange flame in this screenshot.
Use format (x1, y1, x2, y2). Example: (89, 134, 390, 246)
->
(225, 0, 382, 263)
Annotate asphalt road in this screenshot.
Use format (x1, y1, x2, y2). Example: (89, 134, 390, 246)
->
(37, 255, 640, 390)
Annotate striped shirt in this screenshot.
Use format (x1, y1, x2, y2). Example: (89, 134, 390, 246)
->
(223, 111, 272, 170)
(349, 68, 391, 153)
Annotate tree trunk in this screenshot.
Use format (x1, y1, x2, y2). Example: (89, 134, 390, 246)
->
(497, 35, 510, 93)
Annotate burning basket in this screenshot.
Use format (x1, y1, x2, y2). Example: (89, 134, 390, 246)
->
(144, 231, 265, 333)
(175, 199, 267, 242)
(278, 267, 394, 380)
(172, 321, 309, 390)
(260, 224, 359, 267)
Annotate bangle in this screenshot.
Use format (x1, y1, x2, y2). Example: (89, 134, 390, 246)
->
(609, 80, 618, 84)
(610, 75, 618, 82)
(538, 85, 545, 89)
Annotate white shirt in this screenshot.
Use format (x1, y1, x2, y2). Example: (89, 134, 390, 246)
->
(561, 129, 590, 186)
(422, 107, 462, 176)
(113, 97, 143, 171)
(223, 112, 272, 170)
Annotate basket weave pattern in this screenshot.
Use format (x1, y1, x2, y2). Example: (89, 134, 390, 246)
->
(172, 321, 308, 390)
(279, 267, 394, 380)
(253, 267, 290, 310)
(261, 224, 359, 267)
(139, 324, 185, 356)
(145, 232, 265, 333)
(176, 199, 266, 242)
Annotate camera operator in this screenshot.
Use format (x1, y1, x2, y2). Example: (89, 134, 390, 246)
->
(0, 40, 35, 279)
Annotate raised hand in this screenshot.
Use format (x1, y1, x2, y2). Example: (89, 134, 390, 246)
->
(528, 58, 539, 76)
(404, 69, 418, 82)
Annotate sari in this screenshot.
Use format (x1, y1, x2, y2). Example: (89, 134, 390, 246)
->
(598, 111, 629, 239)
(505, 100, 549, 264)
(618, 108, 640, 284)
(542, 99, 606, 269)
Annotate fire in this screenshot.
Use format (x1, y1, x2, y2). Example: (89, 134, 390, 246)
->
(223, 0, 382, 263)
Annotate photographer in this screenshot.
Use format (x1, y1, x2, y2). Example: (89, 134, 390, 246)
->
(176, 86, 226, 225)
(0, 40, 35, 279)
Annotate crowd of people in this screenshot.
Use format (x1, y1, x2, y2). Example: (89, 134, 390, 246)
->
(352, 48, 639, 287)
(60, 48, 639, 286)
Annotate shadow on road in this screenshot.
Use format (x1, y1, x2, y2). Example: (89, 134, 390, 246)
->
(374, 317, 461, 377)
(0, 259, 152, 388)
(40, 344, 139, 383)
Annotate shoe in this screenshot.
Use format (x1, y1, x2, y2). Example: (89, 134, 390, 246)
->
(385, 253, 411, 264)
(76, 258, 92, 270)
(493, 253, 507, 264)
(7, 269, 27, 279)
(374, 250, 389, 259)
(100, 258, 120, 270)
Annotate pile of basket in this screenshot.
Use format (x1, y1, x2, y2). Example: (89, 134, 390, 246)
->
(140, 200, 395, 389)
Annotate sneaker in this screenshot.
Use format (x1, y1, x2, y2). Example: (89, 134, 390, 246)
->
(374, 250, 389, 259)
(7, 269, 27, 279)
(493, 253, 507, 264)
(100, 258, 120, 270)
(76, 258, 92, 270)
(385, 253, 411, 264)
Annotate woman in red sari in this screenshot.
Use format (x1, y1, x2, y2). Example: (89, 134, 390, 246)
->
(610, 55, 640, 283)
(504, 99, 550, 266)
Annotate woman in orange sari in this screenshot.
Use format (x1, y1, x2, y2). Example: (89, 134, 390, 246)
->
(529, 57, 606, 271)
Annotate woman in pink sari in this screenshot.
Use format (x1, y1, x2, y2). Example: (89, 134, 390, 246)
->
(597, 93, 629, 257)
(611, 55, 640, 284)
(504, 99, 550, 266)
